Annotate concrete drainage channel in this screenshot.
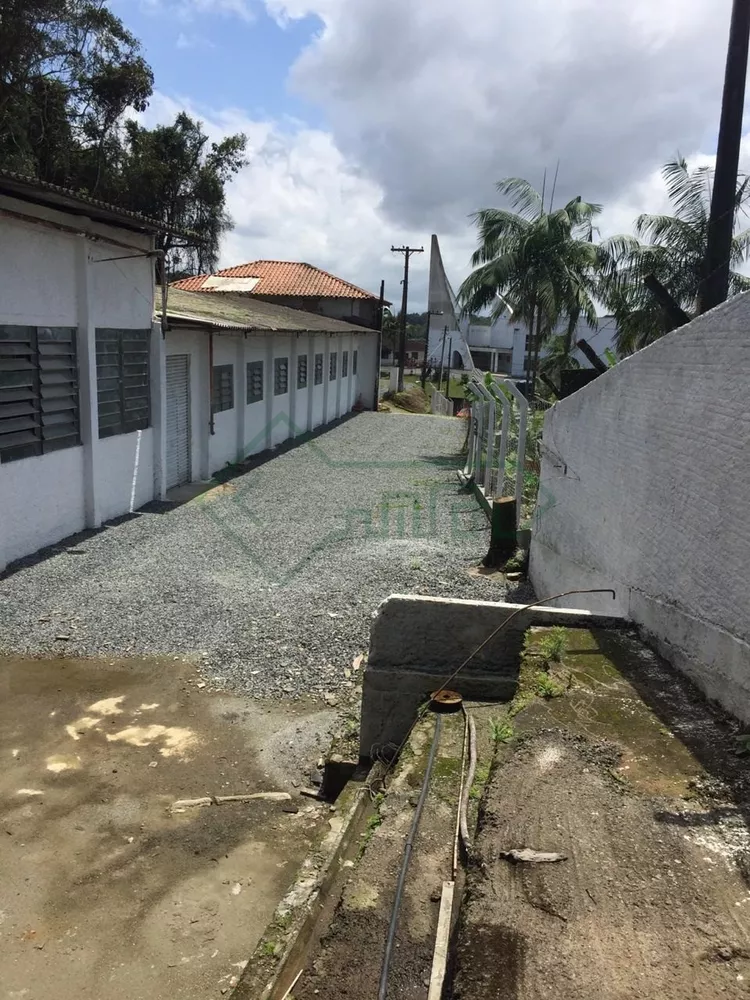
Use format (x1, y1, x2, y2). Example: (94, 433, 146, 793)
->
(232, 594, 750, 999)
(234, 596, 630, 1000)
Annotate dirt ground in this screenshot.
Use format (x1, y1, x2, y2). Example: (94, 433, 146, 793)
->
(452, 629, 750, 1000)
(293, 713, 473, 1000)
(0, 654, 336, 1000)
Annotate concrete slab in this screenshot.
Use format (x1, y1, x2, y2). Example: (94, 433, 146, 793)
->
(0, 654, 333, 1000)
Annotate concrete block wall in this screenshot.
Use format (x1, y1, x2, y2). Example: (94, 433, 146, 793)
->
(530, 291, 750, 721)
(360, 594, 625, 758)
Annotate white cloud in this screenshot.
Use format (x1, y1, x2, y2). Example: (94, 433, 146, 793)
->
(263, 0, 731, 236)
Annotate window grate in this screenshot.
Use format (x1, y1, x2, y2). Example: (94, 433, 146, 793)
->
(329, 351, 337, 381)
(96, 328, 150, 438)
(212, 364, 234, 413)
(342, 350, 349, 377)
(1, 325, 80, 462)
(353, 349, 358, 375)
(274, 357, 289, 395)
(314, 353, 324, 385)
(246, 360, 263, 404)
(297, 354, 308, 389)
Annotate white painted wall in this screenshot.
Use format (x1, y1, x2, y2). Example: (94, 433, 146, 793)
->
(530, 292, 750, 720)
(243, 336, 268, 456)
(0, 193, 155, 571)
(271, 335, 293, 448)
(166, 329, 210, 481)
(97, 430, 154, 523)
(311, 335, 327, 429)
(208, 334, 242, 472)
(0, 447, 86, 566)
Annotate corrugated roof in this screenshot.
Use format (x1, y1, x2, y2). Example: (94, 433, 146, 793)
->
(0, 169, 170, 234)
(159, 286, 377, 334)
(172, 260, 383, 300)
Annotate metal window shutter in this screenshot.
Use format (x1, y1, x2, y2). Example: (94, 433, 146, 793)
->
(166, 355, 191, 489)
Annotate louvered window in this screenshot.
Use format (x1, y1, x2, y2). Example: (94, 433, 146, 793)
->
(246, 360, 263, 404)
(329, 351, 337, 381)
(96, 328, 150, 438)
(297, 354, 308, 389)
(274, 357, 289, 395)
(353, 349, 358, 374)
(0, 325, 80, 463)
(314, 353, 323, 385)
(342, 350, 349, 377)
(212, 364, 234, 413)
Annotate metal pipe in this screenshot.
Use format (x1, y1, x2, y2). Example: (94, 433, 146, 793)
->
(208, 332, 215, 435)
(495, 377, 528, 527)
(474, 380, 495, 495)
(462, 403, 475, 478)
(378, 714, 442, 1000)
(489, 381, 510, 497)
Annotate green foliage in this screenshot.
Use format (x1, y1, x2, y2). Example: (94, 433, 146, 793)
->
(0, 1, 153, 183)
(534, 672, 565, 699)
(600, 156, 750, 355)
(469, 762, 491, 800)
(537, 627, 569, 663)
(0, 4, 247, 277)
(458, 177, 602, 397)
(490, 717, 514, 744)
(117, 113, 247, 276)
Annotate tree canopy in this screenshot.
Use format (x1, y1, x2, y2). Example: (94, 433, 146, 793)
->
(0, 1, 246, 275)
(600, 156, 750, 354)
(458, 177, 601, 394)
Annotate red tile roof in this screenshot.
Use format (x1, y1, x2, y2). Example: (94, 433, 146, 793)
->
(172, 260, 381, 300)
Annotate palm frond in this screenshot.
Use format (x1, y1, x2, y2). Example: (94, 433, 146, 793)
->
(495, 177, 543, 220)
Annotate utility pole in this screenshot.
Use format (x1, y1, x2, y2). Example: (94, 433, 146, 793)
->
(375, 278, 385, 405)
(445, 337, 453, 396)
(391, 245, 424, 391)
(699, 0, 750, 314)
(436, 325, 448, 392)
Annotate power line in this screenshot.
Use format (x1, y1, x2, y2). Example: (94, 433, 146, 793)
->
(390, 245, 424, 392)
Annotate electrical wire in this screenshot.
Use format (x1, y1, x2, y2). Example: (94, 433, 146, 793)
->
(430, 588, 617, 703)
(377, 713, 442, 1000)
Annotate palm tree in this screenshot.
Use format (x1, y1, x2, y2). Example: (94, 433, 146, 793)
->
(458, 177, 602, 397)
(601, 156, 750, 355)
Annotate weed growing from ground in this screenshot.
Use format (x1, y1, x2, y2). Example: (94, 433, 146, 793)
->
(490, 717, 514, 744)
(534, 671, 565, 699)
(537, 626, 569, 663)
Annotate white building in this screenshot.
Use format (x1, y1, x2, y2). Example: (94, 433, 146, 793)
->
(0, 174, 379, 572)
(161, 287, 378, 488)
(0, 172, 163, 573)
(425, 234, 617, 380)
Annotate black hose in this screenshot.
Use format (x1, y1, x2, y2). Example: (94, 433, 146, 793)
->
(377, 713, 442, 1000)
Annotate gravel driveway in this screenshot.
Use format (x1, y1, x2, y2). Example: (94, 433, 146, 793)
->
(0, 413, 508, 697)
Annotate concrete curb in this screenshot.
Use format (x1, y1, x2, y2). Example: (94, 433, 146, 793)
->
(232, 780, 372, 1000)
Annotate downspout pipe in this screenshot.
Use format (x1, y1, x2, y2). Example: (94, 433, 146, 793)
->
(208, 332, 215, 436)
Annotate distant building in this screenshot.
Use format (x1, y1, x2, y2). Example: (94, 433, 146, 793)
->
(381, 338, 426, 367)
(425, 234, 617, 377)
(172, 260, 387, 330)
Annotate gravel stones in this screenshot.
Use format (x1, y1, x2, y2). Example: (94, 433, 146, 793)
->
(0, 413, 508, 697)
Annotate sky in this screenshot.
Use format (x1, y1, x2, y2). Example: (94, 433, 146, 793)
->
(115, 0, 744, 310)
